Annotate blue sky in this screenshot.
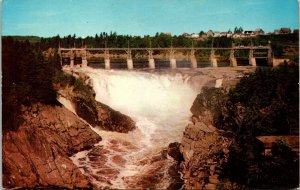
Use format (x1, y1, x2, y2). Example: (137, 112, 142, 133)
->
(2, 0, 299, 37)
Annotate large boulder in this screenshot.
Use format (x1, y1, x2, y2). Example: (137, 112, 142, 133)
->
(95, 101, 135, 133)
(3, 103, 101, 188)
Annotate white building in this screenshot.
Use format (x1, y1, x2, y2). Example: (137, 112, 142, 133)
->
(207, 30, 214, 37)
(190, 33, 200, 38)
(213, 32, 221, 37)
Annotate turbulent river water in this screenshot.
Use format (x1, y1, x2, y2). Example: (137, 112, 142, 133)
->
(68, 67, 198, 188)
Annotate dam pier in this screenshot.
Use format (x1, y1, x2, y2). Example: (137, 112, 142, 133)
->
(59, 45, 273, 69)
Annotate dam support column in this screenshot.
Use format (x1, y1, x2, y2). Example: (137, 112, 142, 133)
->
(70, 50, 74, 68)
(148, 50, 155, 69)
(104, 50, 110, 69)
(70, 58, 74, 68)
(190, 49, 197, 68)
(105, 59, 111, 69)
(210, 49, 218, 67)
(170, 59, 177, 69)
(230, 48, 237, 67)
(58, 47, 63, 67)
(149, 59, 155, 69)
(82, 49, 88, 67)
(82, 58, 88, 67)
(169, 49, 177, 69)
(249, 48, 256, 66)
(127, 59, 133, 70)
(267, 45, 273, 66)
(126, 49, 133, 70)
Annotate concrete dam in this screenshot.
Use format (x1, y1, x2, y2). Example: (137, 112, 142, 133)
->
(59, 45, 273, 69)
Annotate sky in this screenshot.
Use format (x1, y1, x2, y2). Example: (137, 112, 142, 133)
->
(2, 0, 299, 37)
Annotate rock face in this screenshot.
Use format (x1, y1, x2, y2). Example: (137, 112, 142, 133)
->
(3, 103, 101, 188)
(71, 95, 135, 133)
(95, 101, 135, 133)
(58, 72, 135, 133)
(180, 106, 231, 189)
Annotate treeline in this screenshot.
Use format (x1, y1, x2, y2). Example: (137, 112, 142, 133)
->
(34, 33, 192, 50)
(5, 32, 298, 57)
(2, 37, 61, 131)
(194, 65, 299, 189)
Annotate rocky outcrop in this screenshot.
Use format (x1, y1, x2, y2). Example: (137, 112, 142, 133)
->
(95, 101, 135, 132)
(58, 71, 135, 133)
(180, 106, 231, 190)
(123, 149, 183, 189)
(72, 96, 135, 133)
(3, 103, 101, 189)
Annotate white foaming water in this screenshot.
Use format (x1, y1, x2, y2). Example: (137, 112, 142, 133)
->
(57, 95, 76, 114)
(68, 67, 198, 188)
(85, 68, 197, 147)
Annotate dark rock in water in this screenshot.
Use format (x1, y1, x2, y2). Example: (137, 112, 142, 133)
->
(73, 96, 99, 126)
(168, 142, 183, 163)
(125, 150, 180, 189)
(3, 103, 101, 189)
(167, 163, 184, 190)
(72, 95, 135, 132)
(167, 143, 184, 190)
(96, 102, 135, 133)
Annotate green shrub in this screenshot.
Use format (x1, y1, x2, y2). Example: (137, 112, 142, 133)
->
(52, 70, 75, 87)
(73, 78, 93, 95)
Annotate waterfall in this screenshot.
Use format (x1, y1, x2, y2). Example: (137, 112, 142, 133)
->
(69, 67, 198, 188)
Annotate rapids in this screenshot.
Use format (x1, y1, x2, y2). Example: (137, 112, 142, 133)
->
(68, 67, 198, 188)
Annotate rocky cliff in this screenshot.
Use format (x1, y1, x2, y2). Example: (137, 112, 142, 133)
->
(3, 103, 101, 188)
(179, 110, 231, 190)
(179, 87, 233, 190)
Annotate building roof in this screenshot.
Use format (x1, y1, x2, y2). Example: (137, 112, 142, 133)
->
(244, 31, 254, 34)
(255, 28, 264, 32)
(280, 28, 291, 33)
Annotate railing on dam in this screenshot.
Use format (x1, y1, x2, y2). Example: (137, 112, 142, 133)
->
(58, 45, 273, 69)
